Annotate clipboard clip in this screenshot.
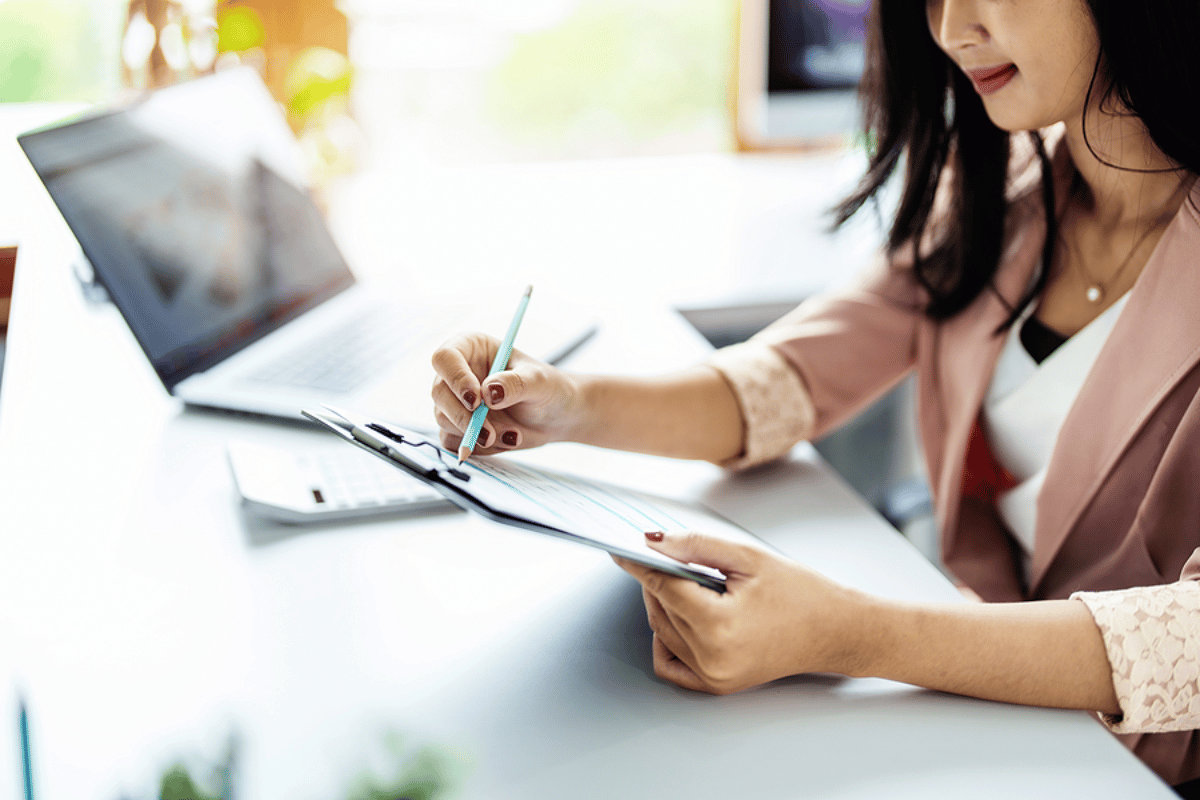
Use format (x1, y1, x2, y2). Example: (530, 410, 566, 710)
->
(365, 422, 471, 481)
(306, 405, 471, 483)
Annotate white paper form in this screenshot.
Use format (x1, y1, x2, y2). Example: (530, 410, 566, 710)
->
(301, 407, 742, 588)
(458, 455, 758, 558)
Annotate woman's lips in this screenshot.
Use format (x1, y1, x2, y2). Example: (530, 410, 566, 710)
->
(967, 63, 1017, 95)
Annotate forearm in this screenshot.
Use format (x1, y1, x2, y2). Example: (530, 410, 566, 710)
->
(566, 366, 744, 463)
(845, 594, 1121, 715)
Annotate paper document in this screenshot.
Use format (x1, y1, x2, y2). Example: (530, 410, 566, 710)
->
(303, 407, 750, 591)
(462, 455, 753, 558)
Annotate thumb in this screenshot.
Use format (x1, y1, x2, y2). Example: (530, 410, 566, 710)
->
(481, 352, 551, 410)
(644, 530, 758, 578)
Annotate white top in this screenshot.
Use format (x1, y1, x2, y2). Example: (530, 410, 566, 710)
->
(983, 294, 1130, 577)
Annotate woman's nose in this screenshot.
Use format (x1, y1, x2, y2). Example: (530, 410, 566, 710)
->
(928, 0, 990, 51)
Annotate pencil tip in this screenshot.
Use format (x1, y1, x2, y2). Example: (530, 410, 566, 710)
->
(457, 446, 470, 465)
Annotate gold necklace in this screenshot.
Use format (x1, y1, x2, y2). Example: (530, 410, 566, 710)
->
(1069, 218, 1164, 304)
(1065, 180, 1189, 304)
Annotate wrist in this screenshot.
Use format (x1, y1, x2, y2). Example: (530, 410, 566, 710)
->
(828, 587, 894, 679)
(561, 372, 601, 445)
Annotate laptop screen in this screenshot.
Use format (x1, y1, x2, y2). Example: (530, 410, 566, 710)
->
(18, 72, 355, 390)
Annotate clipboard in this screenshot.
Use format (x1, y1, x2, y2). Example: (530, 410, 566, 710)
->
(302, 406, 729, 592)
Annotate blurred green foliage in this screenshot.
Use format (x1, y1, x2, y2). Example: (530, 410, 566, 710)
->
(0, 0, 112, 102)
(0, 0, 738, 159)
(215, 4, 264, 53)
(152, 730, 461, 800)
(156, 733, 237, 800)
(285, 47, 352, 119)
(345, 733, 463, 800)
(488, 0, 737, 147)
(158, 764, 224, 800)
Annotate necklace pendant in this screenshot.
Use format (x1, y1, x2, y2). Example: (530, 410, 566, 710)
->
(1086, 285, 1103, 303)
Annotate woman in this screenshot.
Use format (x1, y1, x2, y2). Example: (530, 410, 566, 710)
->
(431, 0, 1200, 790)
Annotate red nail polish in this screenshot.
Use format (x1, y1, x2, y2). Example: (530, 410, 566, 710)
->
(645, 531, 664, 542)
(478, 428, 490, 447)
(489, 384, 505, 404)
(501, 430, 518, 447)
(463, 390, 477, 408)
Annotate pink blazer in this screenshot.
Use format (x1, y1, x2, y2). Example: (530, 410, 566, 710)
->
(754, 138, 1200, 782)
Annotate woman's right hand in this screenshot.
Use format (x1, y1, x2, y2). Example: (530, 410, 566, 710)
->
(430, 332, 584, 455)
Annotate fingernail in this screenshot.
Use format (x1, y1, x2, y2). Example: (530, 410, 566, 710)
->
(463, 390, 477, 408)
(477, 428, 490, 447)
(489, 384, 505, 404)
(501, 430, 518, 447)
(645, 531, 664, 542)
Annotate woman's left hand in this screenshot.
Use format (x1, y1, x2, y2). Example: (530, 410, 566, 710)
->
(613, 531, 866, 694)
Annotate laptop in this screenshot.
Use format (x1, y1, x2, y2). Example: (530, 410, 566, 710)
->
(18, 68, 595, 428)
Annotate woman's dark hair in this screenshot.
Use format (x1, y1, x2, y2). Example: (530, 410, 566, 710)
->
(1086, 0, 1200, 173)
(834, 0, 1200, 328)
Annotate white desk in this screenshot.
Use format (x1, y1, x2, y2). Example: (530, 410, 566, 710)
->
(0, 105, 1176, 799)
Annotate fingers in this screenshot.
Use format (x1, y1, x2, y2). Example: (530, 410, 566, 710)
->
(618, 536, 807, 696)
(431, 381, 479, 438)
(615, 536, 739, 617)
(644, 530, 757, 580)
(614, 553, 719, 670)
(430, 334, 529, 453)
(431, 336, 541, 412)
(642, 588, 712, 692)
(614, 555, 739, 695)
(475, 353, 533, 410)
(643, 587, 696, 667)
(434, 407, 511, 454)
(651, 634, 710, 693)
(430, 333, 495, 411)
(612, 555, 680, 595)
(613, 554, 712, 623)
(435, 411, 493, 449)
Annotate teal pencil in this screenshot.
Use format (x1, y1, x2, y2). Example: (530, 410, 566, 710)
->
(20, 697, 33, 800)
(458, 285, 533, 463)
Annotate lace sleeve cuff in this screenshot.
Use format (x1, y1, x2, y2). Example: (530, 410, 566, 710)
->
(1072, 581, 1200, 734)
(706, 341, 815, 470)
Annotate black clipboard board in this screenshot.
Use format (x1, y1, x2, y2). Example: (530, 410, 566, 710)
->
(302, 406, 728, 592)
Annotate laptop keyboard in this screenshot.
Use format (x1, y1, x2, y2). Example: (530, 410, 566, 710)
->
(249, 309, 420, 394)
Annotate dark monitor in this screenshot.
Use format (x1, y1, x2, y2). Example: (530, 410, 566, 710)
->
(735, 0, 870, 149)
